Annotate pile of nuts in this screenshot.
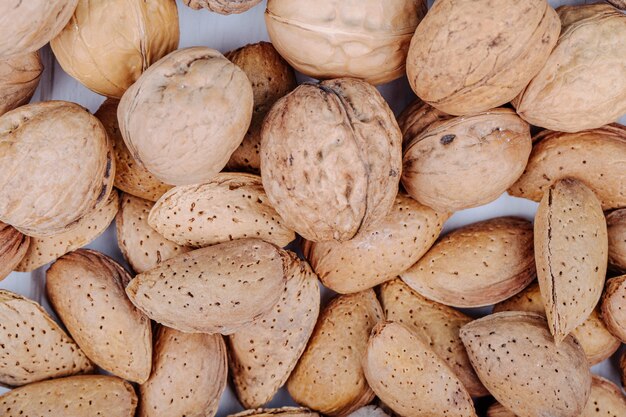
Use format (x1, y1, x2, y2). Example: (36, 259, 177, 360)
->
(0, 0, 625, 416)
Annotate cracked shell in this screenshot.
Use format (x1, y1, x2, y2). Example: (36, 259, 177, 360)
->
(261, 78, 402, 243)
(46, 249, 152, 384)
(118, 47, 253, 186)
(600, 275, 626, 343)
(460, 312, 591, 417)
(534, 178, 608, 343)
(607, 209, 626, 272)
(0, 51, 42, 116)
(0, 222, 29, 280)
(229, 408, 320, 417)
(0, 101, 114, 237)
(184, 0, 262, 14)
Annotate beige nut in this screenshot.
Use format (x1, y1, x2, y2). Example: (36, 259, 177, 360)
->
(607, 209, 626, 273)
(184, 0, 262, 14)
(600, 275, 626, 343)
(579, 376, 626, 417)
(0, 51, 42, 116)
(0, 223, 29, 280)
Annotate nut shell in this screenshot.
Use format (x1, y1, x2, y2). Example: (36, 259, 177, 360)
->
(607, 0, 626, 9)
(600, 275, 626, 343)
(608, 209, 626, 272)
(0, 223, 29, 280)
(0, 51, 42, 116)
(397, 99, 451, 148)
(580, 376, 626, 417)
(184, 0, 262, 14)
(230, 408, 320, 417)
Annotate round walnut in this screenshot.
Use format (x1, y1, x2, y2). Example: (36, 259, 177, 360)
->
(0, 52, 43, 116)
(261, 78, 402, 242)
(184, 0, 262, 14)
(406, 0, 560, 115)
(225, 42, 296, 173)
(51, 0, 180, 98)
(0, 101, 114, 237)
(118, 47, 253, 186)
(265, 0, 427, 85)
(0, 0, 77, 58)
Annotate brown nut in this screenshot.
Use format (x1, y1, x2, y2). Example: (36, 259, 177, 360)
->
(396, 99, 451, 148)
(621, 351, 626, 389)
(51, 0, 179, 98)
(0, 101, 114, 237)
(607, 209, 626, 273)
(514, 4, 626, 132)
(600, 275, 626, 343)
(225, 42, 297, 173)
(265, 0, 426, 85)
(401, 108, 532, 212)
(0, 51, 42, 116)
(118, 47, 253, 186)
(261, 78, 402, 242)
(184, 0, 262, 14)
(0, 222, 29, 280)
(406, 0, 560, 115)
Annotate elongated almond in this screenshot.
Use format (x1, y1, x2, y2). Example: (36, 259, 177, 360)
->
(607, 209, 626, 272)
(0, 222, 28, 280)
(229, 408, 320, 417)
(600, 275, 626, 343)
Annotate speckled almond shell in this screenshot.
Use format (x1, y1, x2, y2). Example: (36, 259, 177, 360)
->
(229, 252, 320, 409)
(287, 290, 383, 417)
(230, 408, 320, 417)
(184, 0, 262, 14)
(608, 209, 626, 272)
(396, 99, 451, 148)
(509, 124, 626, 210)
(580, 376, 626, 417)
(600, 275, 626, 343)
(0, 51, 42, 116)
(379, 279, 487, 397)
(364, 321, 476, 417)
(401, 217, 535, 308)
(0, 101, 114, 237)
(303, 193, 446, 294)
(0, 290, 93, 387)
(402, 108, 532, 212)
(0, 223, 29, 280)
(46, 249, 152, 384)
(95, 99, 172, 201)
(534, 179, 608, 343)
(0, 375, 137, 417)
(16, 190, 119, 273)
(118, 47, 253, 186)
(494, 282, 620, 365)
(149, 173, 295, 248)
(515, 4, 626, 132)
(261, 78, 402, 243)
(139, 327, 227, 417)
(486, 403, 515, 417)
(406, 0, 560, 115)
(126, 239, 287, 335)
(460, 312, 591, 417)
(0, 0, 78, 57)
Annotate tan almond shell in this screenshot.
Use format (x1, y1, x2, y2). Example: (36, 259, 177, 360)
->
(0, 101, 114, 237)
(534, 179, 608, 343)
(379, 279, 487, 397)
(0, 51, 42, 116)
(0, 290, 93, 386)
(515, 4, 626, 132)
(460, 312, 591, 417)
(139, 327, 227, 417)
(230, 408, 320, 417)
(116, 193, 190, 274)
(184, 0, 262, 14)
(494, 282, 620, 365)
(607, 0, 626, 9)
(364, 321, 477, 417)
(303, 193, 446, 294)
(149, 173, 295, 248)
(0, 0, 78, 58)
(287, 290, 383, 416)
(118, 47, 253, 186)
(406, 0, 560, 115)
(265, 0, 426, 85)
(402, 108, 532, 212)
(580, 376, 626, 417)
(401, 217, 535, 308)
(396, 99, 452, 148)
(95, 99, 172, 201)
(0, 375, 137, 417)
(486, 403, 516, 417)
(0, 223, 29, 280)
(16, 190, 119, 273)
(261, 78, 402, 243)
(126, 239, 287, 335)
(51, 0, 179, 98)
(46, 249, 152, 383)
(225, 42, 297, 173)
(600, 275, 626, 343)
(607, 209, 626, 272)
(509, 124, 626, 210)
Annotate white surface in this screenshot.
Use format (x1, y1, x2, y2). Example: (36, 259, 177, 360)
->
(1, 0, 624, 413)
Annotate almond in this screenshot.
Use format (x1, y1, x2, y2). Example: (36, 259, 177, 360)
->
(229, 408, 320, 417)
(580, 376, 626, 417)
(0, 222, 29, 280)
(600, 275, 626, 343)
(607, 209, 626, 272)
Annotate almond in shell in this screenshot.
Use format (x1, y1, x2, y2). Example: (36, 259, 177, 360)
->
(229, 408, 320, 417)
(0, 222, 29, 280)
(607, 209, 626, 272)
(600, 275, 626, 343)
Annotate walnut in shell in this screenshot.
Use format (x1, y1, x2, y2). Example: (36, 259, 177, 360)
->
(184, 0, 262, 14)
(0, 51, 43, 116)
(608, 209, 626, 272)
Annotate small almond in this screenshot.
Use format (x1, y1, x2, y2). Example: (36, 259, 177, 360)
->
(607, 209, 626, 272)
(229, 407, 320, 417)
(600, 274, 626, 343)
(0, 222, 29, 280)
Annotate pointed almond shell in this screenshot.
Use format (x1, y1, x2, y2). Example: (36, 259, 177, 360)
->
(460, 311, 591, 417)
(229, 251, 320, 408)
(116, 193, 190, 273)
(126, 239, 287, 335)
(46, 249, 152, 383)
(600, 274, 626, 342)
(0, 222, 29, 280)
(0, 290, 93, 386)
(229, 408, 320, 417)
(607, 209, 626, 272)
(401, 217, 535, 307)
(379, 279, 487, 397)
(139, 327, 227, 417)
(149, 173, 295, 247)
(486, 403, 515, 417)
(534, 178, 608, 343)
(363, 321, 476, 417)
(287, 290, 383, 416)
(0, 375, 137, 417)
(580, 376, 626, 417)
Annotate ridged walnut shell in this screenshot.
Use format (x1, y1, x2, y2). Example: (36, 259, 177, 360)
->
(265, 0, 427, 85)
(406, 0, 560, 115)
(0, 51, 43, 116)
(261, 78, 402, 242)
(0, 101, 114, 237)
(0, 222, 29, 280)
(608, 209, 626, 272)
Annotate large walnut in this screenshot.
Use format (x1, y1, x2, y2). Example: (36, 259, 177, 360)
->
(184, 0, 262, 14)
(0, 52, 43, 116)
